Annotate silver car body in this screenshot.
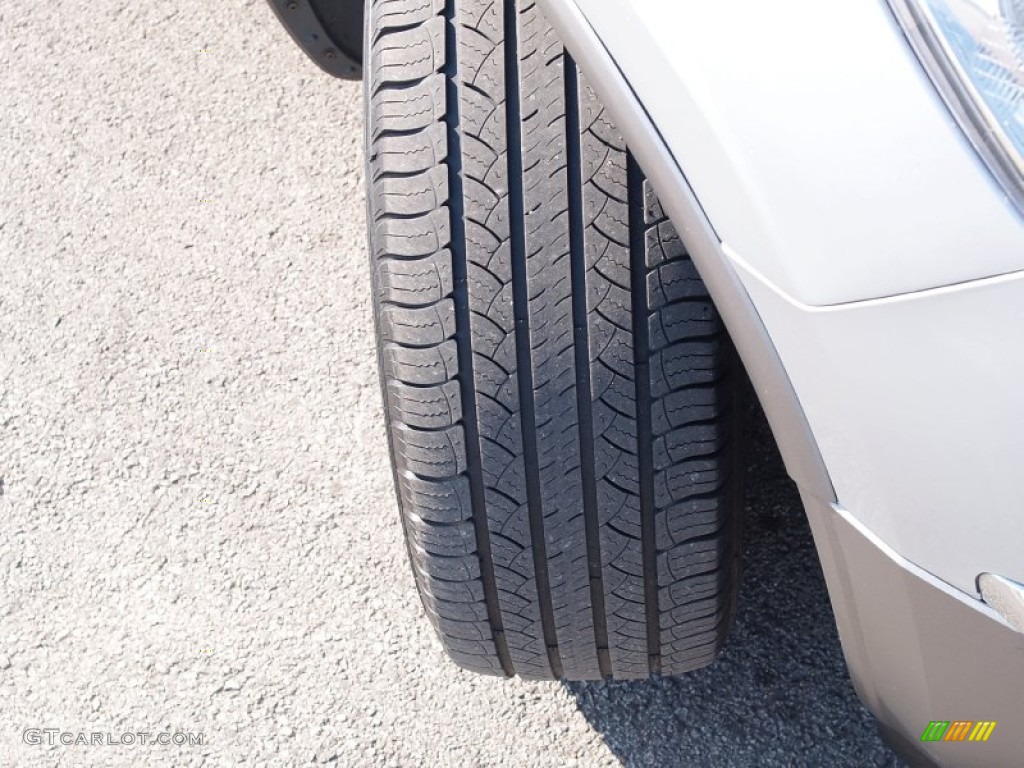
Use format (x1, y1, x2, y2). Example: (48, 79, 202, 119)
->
(537, 0, 1024, 764)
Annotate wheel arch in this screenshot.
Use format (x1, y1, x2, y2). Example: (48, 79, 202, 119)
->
(536, 0, 835, 504)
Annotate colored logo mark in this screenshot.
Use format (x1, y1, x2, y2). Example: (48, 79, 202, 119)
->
(921, 721, 997, 743)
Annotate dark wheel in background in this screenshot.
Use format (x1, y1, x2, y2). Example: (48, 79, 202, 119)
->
(365, 0, 744, 680)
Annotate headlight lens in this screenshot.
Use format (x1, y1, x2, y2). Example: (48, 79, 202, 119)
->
(889, 0, 1024, 212)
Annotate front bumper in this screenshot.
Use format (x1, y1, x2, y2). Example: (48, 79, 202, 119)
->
(804, 496, 1024, 767)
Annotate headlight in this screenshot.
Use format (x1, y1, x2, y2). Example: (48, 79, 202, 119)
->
(888, 0, 1024, 213)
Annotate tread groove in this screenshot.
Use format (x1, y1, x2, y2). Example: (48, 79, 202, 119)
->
(505, 0, 563, 679)
(445, 0, 514, 676)
(565, 53, 611, 680)
(628, 150, 661, 675)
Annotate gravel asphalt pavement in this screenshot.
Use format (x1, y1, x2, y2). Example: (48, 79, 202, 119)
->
(1, 1, 902, 765)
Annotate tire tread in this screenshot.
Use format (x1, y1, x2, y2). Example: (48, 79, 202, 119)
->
(367, 0, 743, 681)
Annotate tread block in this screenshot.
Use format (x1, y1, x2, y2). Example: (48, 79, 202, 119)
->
(372, 16, 447, 85)
(374, 208, 451, 259)
(375, 0, 445, 33)
(373, 126, 450, 181)
(387, 379, 463, 429)
(377, 248, 454, 307)
(382, 339, 459, 386)
(392, 423, 467, 479)
(399, 473, 474, 523)
(376, 165, 450, 217)
(380, 298, 457, 346)
(371, 74, 446, 136)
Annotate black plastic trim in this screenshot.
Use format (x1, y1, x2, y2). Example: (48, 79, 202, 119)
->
(266, 0, 363, 80)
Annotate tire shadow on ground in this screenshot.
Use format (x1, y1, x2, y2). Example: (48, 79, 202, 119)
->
(563, 399, 903, 767)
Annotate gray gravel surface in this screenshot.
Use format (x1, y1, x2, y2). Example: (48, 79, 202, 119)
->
(0, 1, 901, 765)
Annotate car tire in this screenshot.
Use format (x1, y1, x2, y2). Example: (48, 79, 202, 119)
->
(365, 0, 744, 680)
